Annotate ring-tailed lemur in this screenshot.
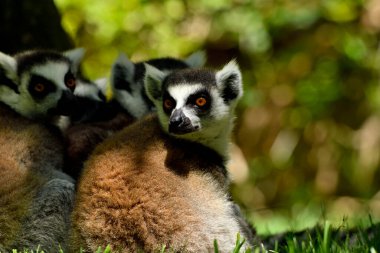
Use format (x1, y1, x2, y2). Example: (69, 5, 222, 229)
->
(0, 49, 78, 252)
(70, 60, 255, 252)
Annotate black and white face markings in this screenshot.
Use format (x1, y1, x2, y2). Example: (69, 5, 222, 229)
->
(161, 76, 214, 135)
(144, 60, 243, 157)
(110, 51, 206, 119)
(0, 50, 79, 120)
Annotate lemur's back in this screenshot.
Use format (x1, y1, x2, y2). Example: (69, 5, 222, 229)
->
(71, 114, 242, 253)
(0, 104, 74, 251)
(0, 104, 64, 174)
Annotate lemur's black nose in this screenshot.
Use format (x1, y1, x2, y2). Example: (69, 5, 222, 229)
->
(169, 109, 194, 134)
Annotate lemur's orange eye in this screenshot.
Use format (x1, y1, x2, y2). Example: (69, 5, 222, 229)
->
(164, 99, 174, 110)
(34, 83, 45, 92)
(66, 78, 76, 89)
(195, 97, 207, 107)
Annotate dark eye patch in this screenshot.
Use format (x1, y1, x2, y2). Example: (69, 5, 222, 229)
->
(64, 71, 76, 91)
(186, 90, 211, 113)
(28, 74, 56, 99)
(163, 92, 176, 115)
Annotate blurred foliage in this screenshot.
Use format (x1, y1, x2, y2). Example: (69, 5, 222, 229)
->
(55, 0, 380, 234)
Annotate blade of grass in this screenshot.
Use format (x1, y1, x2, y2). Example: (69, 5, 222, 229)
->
(323, 221, 331, 253)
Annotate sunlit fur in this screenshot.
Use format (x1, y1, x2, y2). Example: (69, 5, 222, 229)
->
(0, 50, 76, 252)
(70, 61, 254, 253)
(62, 107, 134, 180)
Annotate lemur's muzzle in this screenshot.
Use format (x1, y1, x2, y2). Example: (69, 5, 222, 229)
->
(169, 109, 197, 135)
(53, 90, 78, 116)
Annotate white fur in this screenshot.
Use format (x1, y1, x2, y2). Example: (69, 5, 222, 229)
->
(183, 172, 247, 252)
(115, 87, 149, 118)
(168, 84, 204, 108)
(74, 79, 103, 101)
(54, 115, 71, 132)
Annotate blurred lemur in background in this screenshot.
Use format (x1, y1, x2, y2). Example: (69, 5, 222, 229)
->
(0, 49, 80, 252)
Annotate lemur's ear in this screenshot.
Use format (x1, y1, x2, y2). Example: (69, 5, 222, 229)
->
(0, 52, 18, 93)
(144, 63, 166, 102)
(94, 77, 108, 101)
(111, 53, 135, 92)
(64, 48, 85, 74)
(0, 52, 17, 78)
(94, 77, 108, 94)
(184, 50, 207, 68)
(0, 52, 20, 106)
(215, 60, 243, 104)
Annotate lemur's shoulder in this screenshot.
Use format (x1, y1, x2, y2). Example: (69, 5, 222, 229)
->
(87, 113, 228, 187)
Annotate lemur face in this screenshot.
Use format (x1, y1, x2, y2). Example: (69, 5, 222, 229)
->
(0, 50, 80, 120)
(162, 83, 212, 135)
(145, 60, 243, 141)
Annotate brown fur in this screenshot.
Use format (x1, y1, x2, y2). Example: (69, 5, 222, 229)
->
(71, 114, 248, 253)
(0, 104, 73, 251)
(64, 112, 134, 179)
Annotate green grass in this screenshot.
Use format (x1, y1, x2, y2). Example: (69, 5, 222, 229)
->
(8, 220, 380, 253)
(256, 219, 380, 253)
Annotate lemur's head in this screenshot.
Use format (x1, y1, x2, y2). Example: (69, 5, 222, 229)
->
(145, 60, 243, 156)
(110, 51, 206, 119)
(0, 49, 83, 120)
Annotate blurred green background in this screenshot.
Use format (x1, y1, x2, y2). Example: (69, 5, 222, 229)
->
(53, 0, 380, 235)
